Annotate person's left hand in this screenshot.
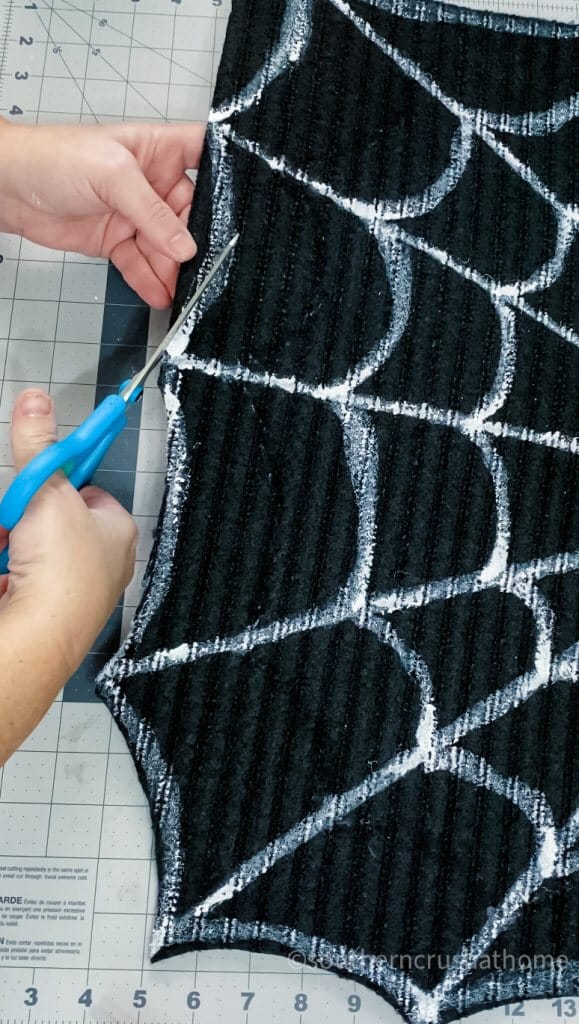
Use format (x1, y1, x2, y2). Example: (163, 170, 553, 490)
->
(0, 121, 206, 308)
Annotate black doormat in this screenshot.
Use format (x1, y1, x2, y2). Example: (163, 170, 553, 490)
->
(97, 1, 579, 1020)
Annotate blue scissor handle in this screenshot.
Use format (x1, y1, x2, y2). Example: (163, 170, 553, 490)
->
(0, 391, 132, 575)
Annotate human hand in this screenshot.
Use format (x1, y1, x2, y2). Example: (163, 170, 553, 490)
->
(0, 389, 137, 762)
(0, 121, 205, 308)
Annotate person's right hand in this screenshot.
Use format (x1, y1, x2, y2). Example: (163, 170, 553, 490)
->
(0, 389, 137, 762)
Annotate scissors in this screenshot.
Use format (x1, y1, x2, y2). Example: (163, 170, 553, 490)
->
(0, 234, 239, 576)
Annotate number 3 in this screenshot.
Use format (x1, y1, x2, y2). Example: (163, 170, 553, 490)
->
(24, 987, 38, 1006)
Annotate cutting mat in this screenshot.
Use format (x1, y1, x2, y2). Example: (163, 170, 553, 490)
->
(0, 0, 577, 1021)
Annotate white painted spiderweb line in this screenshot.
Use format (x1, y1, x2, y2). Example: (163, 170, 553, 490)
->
(475, 123, 579, 224)
(184, 645, 572, 916)
(114, 556, 576, 678)
(99, 683, 186, 950)
(430, 809, 579, 1011)
(356, 0, 579, 38)
(98, 652, 575, 1009)
(372, 549, 579, 616)
(170, 351, 579, 455)
(477, 92, 579, 137)
(494, 213, 576, 299)
(100, 644, 576, 1008)
(446, 964, 579, 1019)
(120, 136, 569, 1024)
(128, 386, 190, 648)
(338, 407, 379, 610)
(395, 228, 578, 346)
(156, 914, 579, 1024)
(168, 123, 238, 362)
(100, 658, 429, 992)
(561, 805, 579, 849)
(327, 0, 578, 222)
(431, 746, 558, 843)
(96, 0, 579, 1014)
(191, 744, 425, 917)
(219, 125, 473, 223)
(222, 126, 579, 348)
(105, 125, 241, 664)
(475, 302, 517, 420)
(386, 225, 578, 345)
(440, 642, 575, 746)
(118, 600, 346, 678)
(477, 421, 577, 453)
(178, 740, 569, 1021)
(365, 615, 437, 755)
(210, 0, 314, 123)
(165, 914, 429, 1018)
(471, 432, 510, 583)
(117, 405, 380, 678)
(340, 235, 413, 392)
(513, 295, 578, 347)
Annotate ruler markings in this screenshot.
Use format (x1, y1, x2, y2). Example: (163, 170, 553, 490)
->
(57, 0, 212, 85)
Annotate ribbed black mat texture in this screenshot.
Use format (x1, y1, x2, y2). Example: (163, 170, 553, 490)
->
(97, 1, 579, 1020)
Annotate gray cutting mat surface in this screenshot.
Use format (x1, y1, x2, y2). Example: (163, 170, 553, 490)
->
(0, 0, 576, 1020)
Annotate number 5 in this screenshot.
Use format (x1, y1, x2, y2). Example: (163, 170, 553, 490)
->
(133, 989, 147, 1008)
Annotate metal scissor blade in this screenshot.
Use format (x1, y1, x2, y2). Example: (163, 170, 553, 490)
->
(120, 233, 239, 402)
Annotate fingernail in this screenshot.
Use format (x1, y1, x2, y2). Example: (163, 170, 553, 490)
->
(170, 231, 196, 261)
(19, 391, 53, 417)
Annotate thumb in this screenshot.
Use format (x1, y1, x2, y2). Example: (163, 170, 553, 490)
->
(102, 153, 196, 263)
(11, 389, 57, 473)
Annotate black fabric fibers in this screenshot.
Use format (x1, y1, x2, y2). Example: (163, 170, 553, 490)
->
(97, 1, 579, 1021)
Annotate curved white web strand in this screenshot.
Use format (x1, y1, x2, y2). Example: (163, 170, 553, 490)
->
(96, 684, 185, 955)
(120, 599, 349, 679)
(161, 914, 579, 1024)
(100, 1, 579, 1016)
(441, 643, 574, 747)
(495, 212, 576, 298)
(356, 0, 579, 38)
(333, 234, 413, 392)
(432, 745, 556, 839)
(476, 124, 579, 222)
(129, 389, 190, 647)
(169, 351, 579, 453)
(338, 408, 380, 610)
(183, 650, 572, 922)
(328, 0, 579, 222)
(210, 0, 314, 122)
(556, 641, 579, 682)
(431, 799, 579, 1010)
(479, 92, 579, 136)
(476, 302, 517, 420)
(560, 806, 579, 855)
(190, 745, 425, 917)
(366, 615, 438, 759)
(168, 124, 239, 361)
(223, 122, 474, 224)
(98, 686, 578, 1020)
(431, 852, 556, 1011)
(172, 915, 430, 1017)
(371, 550, 579, 617)
(474, 433, 511, 583)
(221, 129, 579, 347)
